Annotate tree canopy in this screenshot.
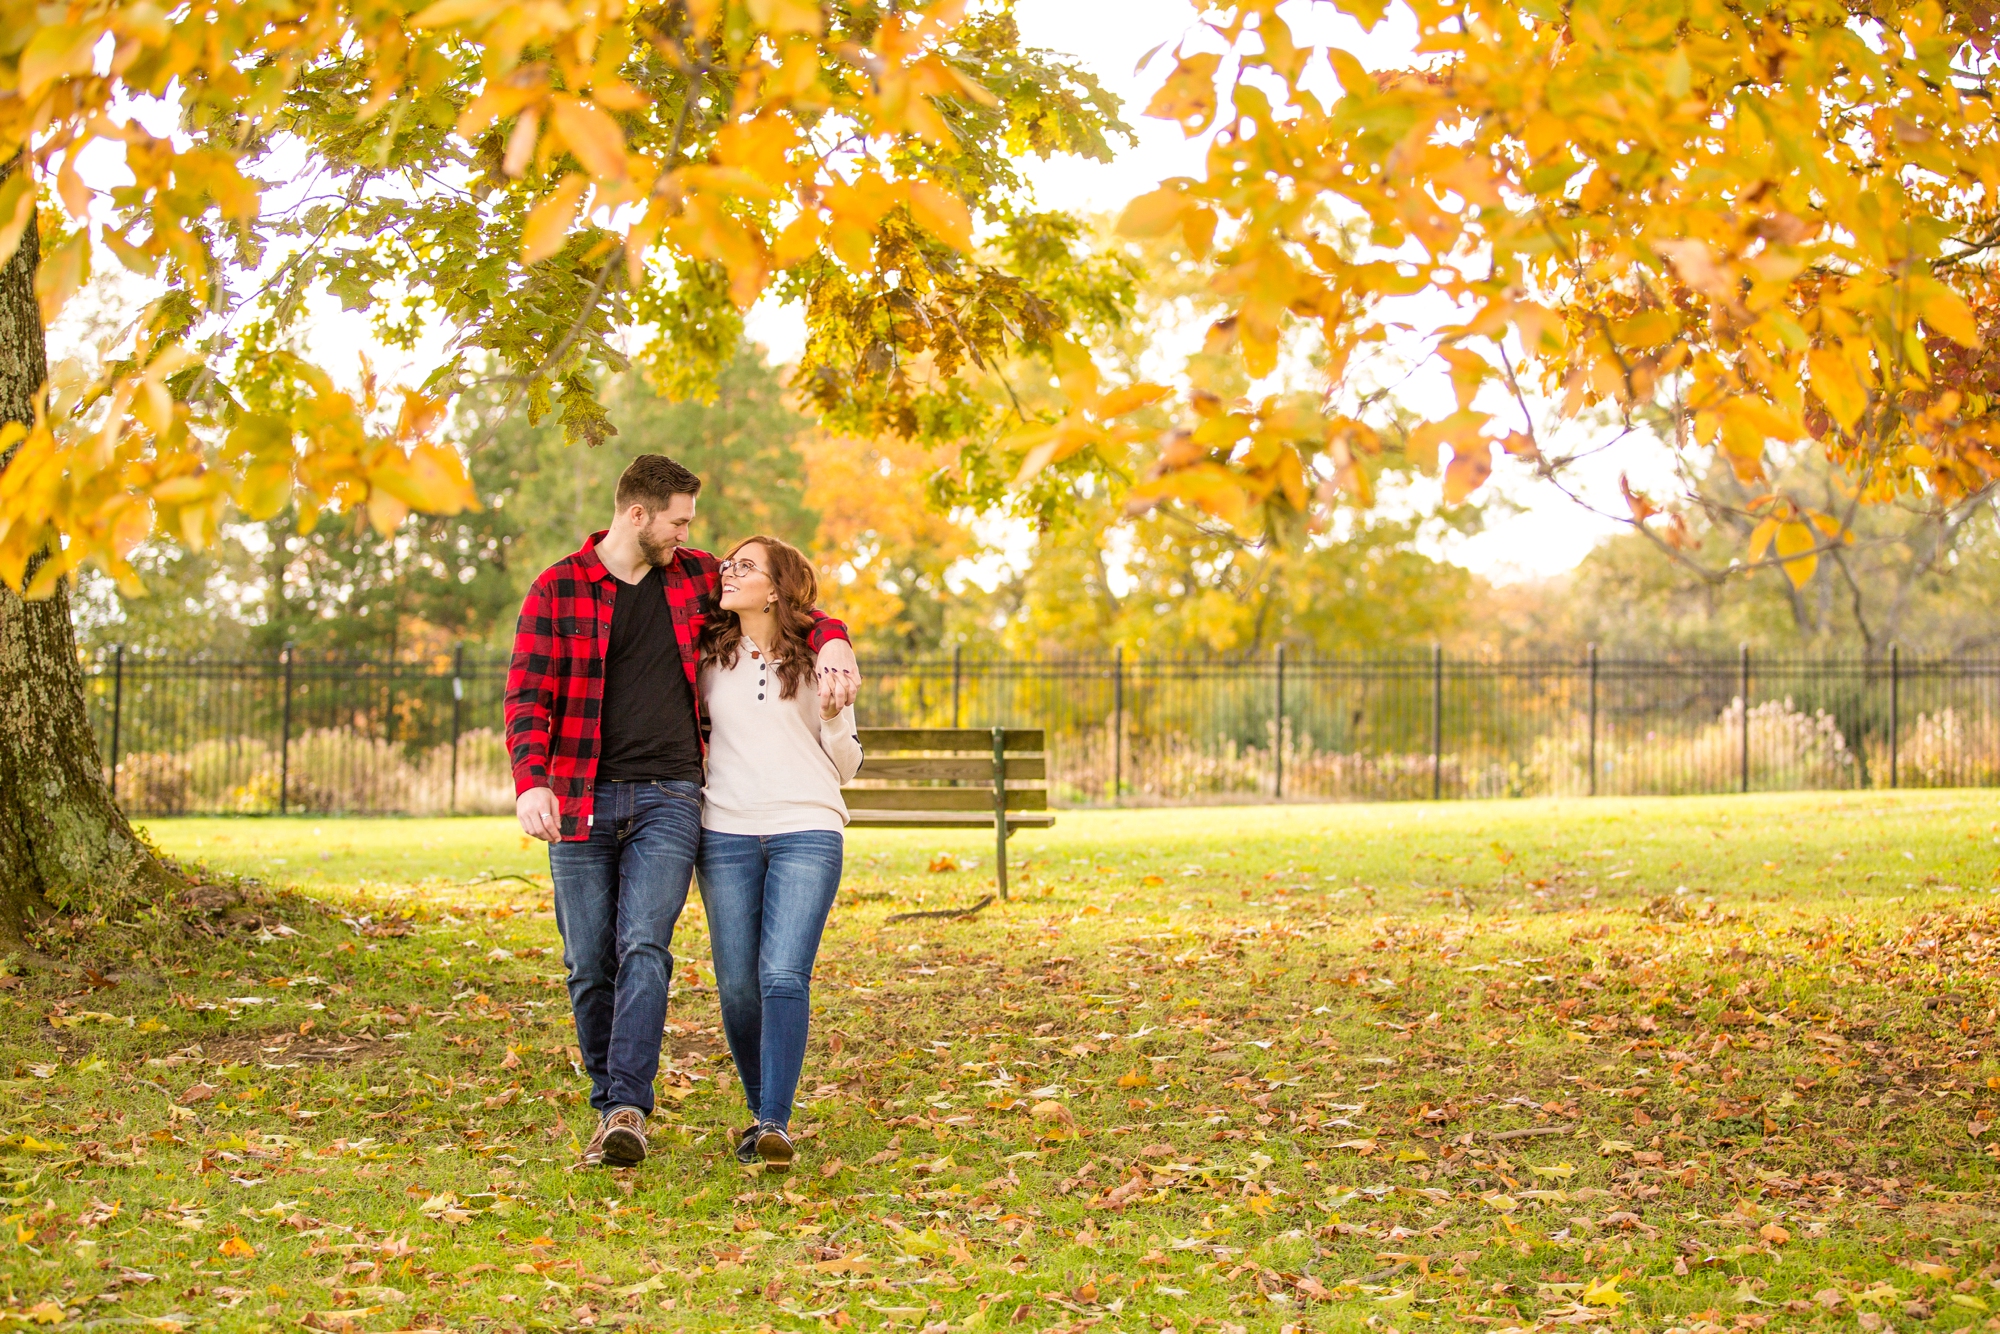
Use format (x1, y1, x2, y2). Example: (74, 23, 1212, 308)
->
(9, 0, 2000, 603)
(0, 0, 1128, 595)
(1106, 0, 2000, 584)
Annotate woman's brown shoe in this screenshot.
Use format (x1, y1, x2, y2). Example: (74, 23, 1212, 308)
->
(756, 1122, 794, 1174)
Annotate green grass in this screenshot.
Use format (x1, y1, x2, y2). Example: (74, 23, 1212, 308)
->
(2, 792, 1997, 1334)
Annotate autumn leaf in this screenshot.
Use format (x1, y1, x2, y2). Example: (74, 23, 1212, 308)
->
(520, 175, 587, 265)
(1808, 348, 1868, 433)
(1773, 520, 1818, 589)
(548, 97, 629, 182)
(217, 1236, 256, 1259)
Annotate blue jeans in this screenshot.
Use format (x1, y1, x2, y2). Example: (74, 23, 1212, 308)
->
(696, 830, 844, 1129)
(548, 780, 702, 1116)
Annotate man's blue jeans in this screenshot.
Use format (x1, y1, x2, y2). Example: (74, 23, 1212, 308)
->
(696, 830, 844, 1129)
(548, 780, 702, 1116)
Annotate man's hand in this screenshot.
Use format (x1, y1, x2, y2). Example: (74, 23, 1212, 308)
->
(815, 638, 861, 715)
(516, 787, 561, 843)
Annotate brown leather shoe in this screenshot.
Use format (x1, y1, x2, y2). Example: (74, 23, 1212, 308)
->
(600, 1107, 647, 1167)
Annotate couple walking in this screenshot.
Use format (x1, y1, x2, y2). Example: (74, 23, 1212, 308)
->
(504, 455, 864, 1174)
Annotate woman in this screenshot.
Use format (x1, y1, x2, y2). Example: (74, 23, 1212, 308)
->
(696, 535, 863, 1173)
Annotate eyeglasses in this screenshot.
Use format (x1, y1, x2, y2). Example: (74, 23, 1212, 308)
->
(718, 558, 764, 576)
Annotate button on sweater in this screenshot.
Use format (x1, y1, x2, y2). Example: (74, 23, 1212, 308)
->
(698, 642, 864, 834)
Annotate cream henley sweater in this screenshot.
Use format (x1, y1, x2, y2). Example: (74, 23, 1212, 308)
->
(698, 641, 864, 834)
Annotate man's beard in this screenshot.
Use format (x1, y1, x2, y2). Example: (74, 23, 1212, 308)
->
(635, 526, 676, 567)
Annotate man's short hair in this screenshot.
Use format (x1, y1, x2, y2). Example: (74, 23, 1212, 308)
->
(615, 455, 702, 512)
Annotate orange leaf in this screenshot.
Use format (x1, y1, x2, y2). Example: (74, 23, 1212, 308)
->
(1442, 438, 1492, 504)
(549, 96, 629, 181)
(1619, 474, 1659, 523)
(907, 180, 972, 250)
(520, 174, 586, 265)
(1144, 53, 1221, 137)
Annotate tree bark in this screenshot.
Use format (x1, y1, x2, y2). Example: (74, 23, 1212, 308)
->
(0, 174, 177, 937)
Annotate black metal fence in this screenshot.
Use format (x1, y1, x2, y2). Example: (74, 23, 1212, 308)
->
(82, 646, 2000, 815)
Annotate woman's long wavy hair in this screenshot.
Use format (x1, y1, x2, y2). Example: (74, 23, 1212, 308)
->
(699, 535, 820, 700)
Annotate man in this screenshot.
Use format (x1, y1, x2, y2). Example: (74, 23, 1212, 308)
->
(505, 455, 860, 1169)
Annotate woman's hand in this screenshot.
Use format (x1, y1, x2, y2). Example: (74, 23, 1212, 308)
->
(814, 639, 861, 714)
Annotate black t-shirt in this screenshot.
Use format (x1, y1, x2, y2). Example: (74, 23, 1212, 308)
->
(596, 566, 704, 784)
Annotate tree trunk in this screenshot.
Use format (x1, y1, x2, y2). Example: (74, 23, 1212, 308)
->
(0, 176, 178, 937)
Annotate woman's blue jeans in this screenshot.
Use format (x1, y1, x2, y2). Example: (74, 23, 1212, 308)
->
(696, 829, 844, 1129)
(547, 780, 703, 1116)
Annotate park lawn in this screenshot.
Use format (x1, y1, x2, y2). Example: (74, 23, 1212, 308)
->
(0, 793, 1996, 1334)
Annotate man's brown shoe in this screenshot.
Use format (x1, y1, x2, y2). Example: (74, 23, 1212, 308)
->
(600, 1107, 647, 1167)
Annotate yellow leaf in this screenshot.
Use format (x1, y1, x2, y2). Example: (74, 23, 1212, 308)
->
(409, 0, 499, 24)
(1095, 383, 1170, 418)
(35, 230, 89, 325)
(0, 172, 36, 268)
(549, 97, 628, 181)
(1808, 347, 1866, 433)
(1049, 339, 1101, 406)
(1145, 53, 1221, 137)
(1116, 187, 1187, 238)
(1774, 520, 1817, 589)
(1916, 280, 1981, 348)
(746, 0, 823, 36)
(217, 1236, 257, 1259)
(1116, 1069, 1152, 1089)
(1581, 1275, 1629, 1307)
(907, 180, 972, 250)
(1746, 514, 1779, 562)
(17, 22, 102, 98)
(520, 174, 586, 265)
(22, 1300, 67, 1325)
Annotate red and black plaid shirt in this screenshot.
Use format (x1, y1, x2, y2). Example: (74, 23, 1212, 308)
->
(505, 532, 850, 839)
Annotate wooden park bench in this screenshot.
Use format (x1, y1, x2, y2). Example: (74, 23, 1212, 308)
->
(843, 728, 1053, 899)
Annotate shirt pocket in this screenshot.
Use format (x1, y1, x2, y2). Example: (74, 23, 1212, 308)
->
(554, 611, 599, 649)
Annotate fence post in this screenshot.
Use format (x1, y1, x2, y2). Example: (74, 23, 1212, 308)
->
(1112, 645, 1124, 805)
(992, 725, 1009, 902)
(1430, 643, 1443, 800)
(1586, 642, 1598, 798)
(1738, 643, 1751, 794)
(1273, 643, 1286, 800)
(952, 645, 962, 729)
(280, 643, 295, 816)
(1889, 643, 1900, 790)
(109, 645, 125, 799)
(450, 643, 465, 814)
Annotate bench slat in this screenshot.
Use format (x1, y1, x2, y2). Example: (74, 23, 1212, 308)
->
(854, 756, 1046, 782)
(846, 810, 1057, 828)
(845, 787, 1048, 812)
(857, 728, 1044, 753)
